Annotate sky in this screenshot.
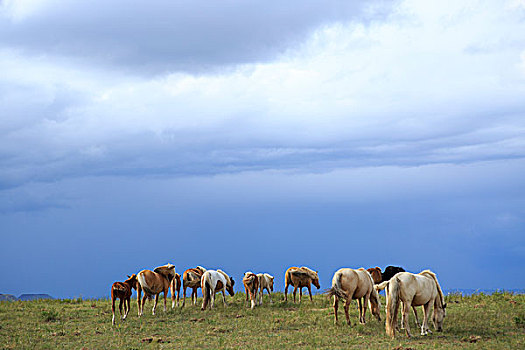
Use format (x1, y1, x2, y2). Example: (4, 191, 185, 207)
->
(0, 0, 524, 299)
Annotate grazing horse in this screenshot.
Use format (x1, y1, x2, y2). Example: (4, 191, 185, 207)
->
(111, 274, 138, 325)
(381, 270, 446, 338)
(201, 269, 235, 310)
(284, 266, 320, 303)
(257, 273, 274, 305)
(182, 266, 207, 307)
(327, 268, 381, 325)
(136, 263, 176, 316)
(382, 266, 405, 282)
(170, 273, 182, 308)
(243, 272, 259, 309)
(366, 267, 383, 284)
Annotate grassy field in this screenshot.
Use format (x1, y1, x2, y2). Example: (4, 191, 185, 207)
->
(0, 291, 523, 349)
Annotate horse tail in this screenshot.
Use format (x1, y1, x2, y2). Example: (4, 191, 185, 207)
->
(201, 274, 211, 309)
(137, 272, 153, 300)
(326, 270, 345, 301)
(375, 281, 389, 292)
(386, 275, 401, 338)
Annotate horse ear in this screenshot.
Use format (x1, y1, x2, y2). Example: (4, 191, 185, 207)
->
(127, 275, 130, 278)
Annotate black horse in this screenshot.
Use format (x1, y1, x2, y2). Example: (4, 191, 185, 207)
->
(381, 266, 405, 282)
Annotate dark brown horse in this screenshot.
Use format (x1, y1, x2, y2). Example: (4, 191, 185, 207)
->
(284, 266, 320, 303)
(170, 273, 182, 308)
(182, 266, 207, 307)
(111, 274, 138, 325)
(367, 267, 383, 284)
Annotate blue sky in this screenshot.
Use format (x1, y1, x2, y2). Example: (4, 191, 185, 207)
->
(1, 0, 524, 298)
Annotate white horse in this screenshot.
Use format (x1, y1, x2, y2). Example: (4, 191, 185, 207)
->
(257, 273, 274, 305)
(382, 270, 446, 338)
(201, 269, 235, 310)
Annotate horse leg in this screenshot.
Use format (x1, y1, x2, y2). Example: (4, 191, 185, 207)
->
(307, 285, 313, 302)
(193, 288, 198, 305)
(112, 296, 116, 325)
(163, 289, 168, 312)
(152, 294, 159, 315)
(284, 283, 289, 301)
(412, 305, 421, 328)
(402, 301, 412, 337)
(400, 302, 405, 330)
(344, 299, 352, 326)
(299, 287, 303, 303)
(293, 285, 298, 303)
(421, 302, 432, 335)
(137, 287, 142, 316)
(222, 290, 228, 307)
(268, 288, 273, 303)
(362, 295, 370, 324)
(333, 296, 339, 324)
(258, 288, 263, 306)
(245, 286, 249, 304)
(123, 297, 130, 320)
(211, 290, 216, 309)
(357, 298, 364, 324)
(119, 298, 124, 320)
(141, 294, 147, 317)
(171, 285, 176, 309)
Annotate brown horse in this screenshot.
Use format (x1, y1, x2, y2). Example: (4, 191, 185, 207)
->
(243, 272, 259, 309)
(170, 273, 181, 308)
(284, 266, 320, 303)
(327, 268, 381, 325)
(367, 267, 383, 284)
(111, 274, 138, 325)
(182, 266, 207, 307)
(137, 263, 176, 316)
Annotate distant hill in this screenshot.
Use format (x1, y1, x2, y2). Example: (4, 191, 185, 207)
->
(18, 294, 54, 301)
(0, 294, 18, 301)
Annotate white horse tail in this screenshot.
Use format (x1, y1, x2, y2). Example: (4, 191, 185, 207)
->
(137, 272, 153, 299)
(375, 280, 389, 292)
(386, 275, 401, 338)
(326, 270, 345, 300)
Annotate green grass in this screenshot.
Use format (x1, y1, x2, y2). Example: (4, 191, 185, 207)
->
(0, 292, 523, 349)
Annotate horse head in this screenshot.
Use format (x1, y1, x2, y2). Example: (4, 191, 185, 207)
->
(126, 274, 139, 290)
(312, 271, 320, 289)
(268, 275, 274, 292)
(227, 277, 235, 296)
(432, 301, 446, 331)
(369, 288, 381, 321)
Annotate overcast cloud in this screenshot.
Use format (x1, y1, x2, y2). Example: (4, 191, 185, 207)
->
(0, 0, 524, 297)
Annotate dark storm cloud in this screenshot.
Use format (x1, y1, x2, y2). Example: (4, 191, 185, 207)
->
(0, 0, 389, 74)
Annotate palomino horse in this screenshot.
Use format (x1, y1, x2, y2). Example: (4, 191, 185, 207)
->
(327, 268, 381, 325)
(111, 274, 138, 325)
(257, 273, 274, 305)
(243, 272, 259, 309)
(137, 263, 176, 316)
(201, 269, 235, 310)
(182, 266, 207, 307)
(284, 266, 320, 303)
(380, 270, 446, 338)
(170, 273, 181, 308)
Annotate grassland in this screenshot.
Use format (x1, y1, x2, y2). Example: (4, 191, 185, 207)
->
(0, 291, 523, 349)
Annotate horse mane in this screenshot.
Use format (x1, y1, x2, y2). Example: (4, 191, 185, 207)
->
(419, 269, 445, 307)
(299, 266, 318, 279)
(217, 269, 232, 286)
(196, 266, 207, 273)
(264, 273, 274, 280)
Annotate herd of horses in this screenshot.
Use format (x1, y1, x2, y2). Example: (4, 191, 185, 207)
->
(111, 264, 446, 338)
